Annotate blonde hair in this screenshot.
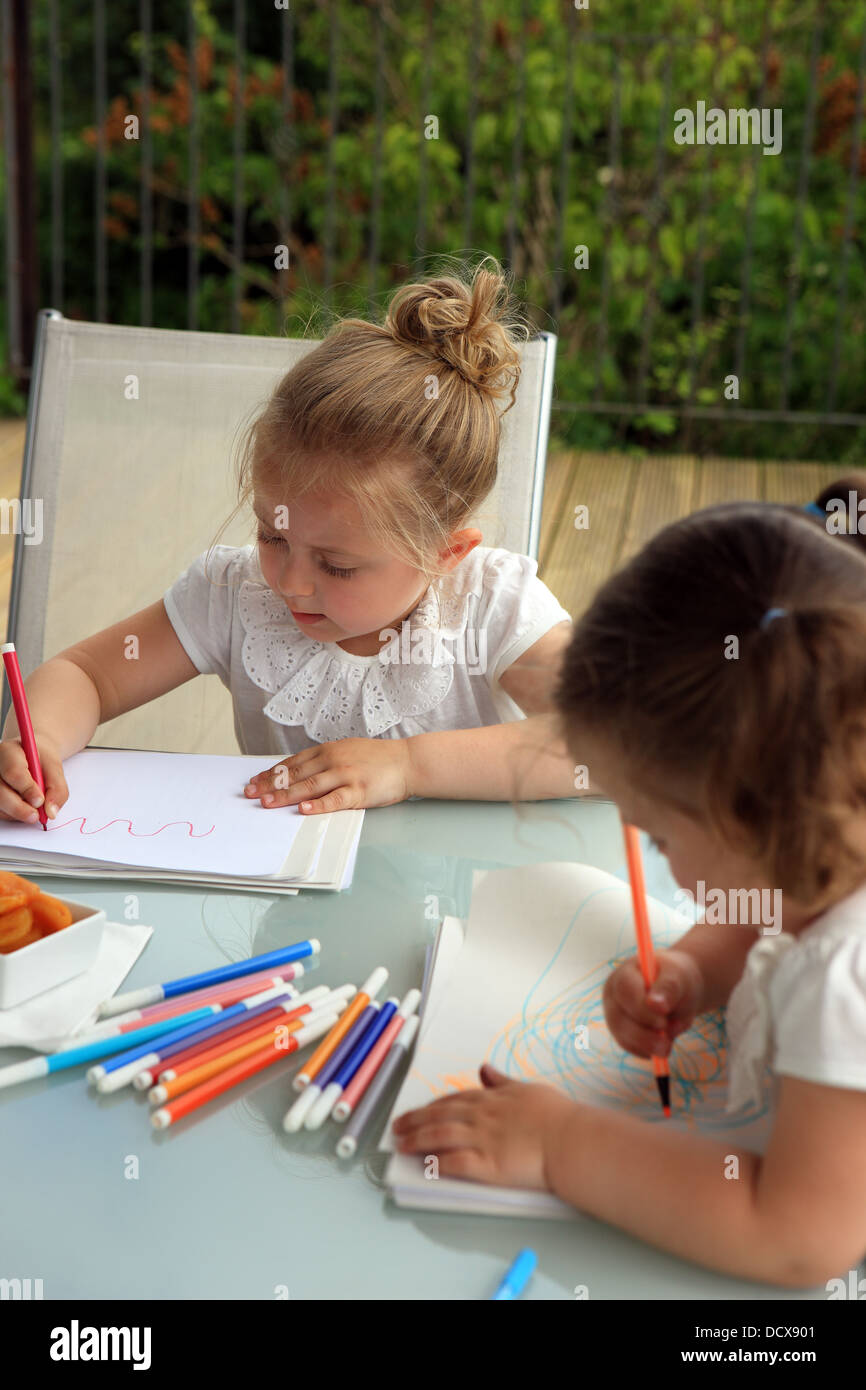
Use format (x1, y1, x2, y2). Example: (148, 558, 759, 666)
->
(232, 257, 527, 582)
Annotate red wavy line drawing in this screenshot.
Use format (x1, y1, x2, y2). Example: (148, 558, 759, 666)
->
(47, 817, 216, 839)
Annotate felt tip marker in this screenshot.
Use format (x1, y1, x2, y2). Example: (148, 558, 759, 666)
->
(288, 1002, 383, 1132)
(284, 1000, 383, 1131)
(90, 983, 296, 1091)
(1, 643, 48, 829)
(622, 821, 672, 1117)
(147, 997, 350, 1105)
(0, 1005, 217, 1091)
(333, 988, 420, 1121)
(146, 986, 356, 1089)
(293, 965, 388, 1090)
(491, 1249, 537, 1300)
(96, 938, 321, 1018)
(303, 997, 398, 1130)
(335, 1013, 420, 1159)
(150, 1013, 337, 1131)
(97, 963, 306, 1033)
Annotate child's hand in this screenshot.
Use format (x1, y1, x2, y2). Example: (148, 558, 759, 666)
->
(392, 1064, 581, 1190)
(243, 737, 413, 814)
(0, 734, 67, 824)
(603, 947, 704, 1058)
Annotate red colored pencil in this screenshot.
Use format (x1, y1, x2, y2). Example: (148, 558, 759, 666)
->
(622, 821, 672, 1117)
(1, 643, 48, 829)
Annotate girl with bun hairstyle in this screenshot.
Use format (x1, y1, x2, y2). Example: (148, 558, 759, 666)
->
(395, 498, 866, 1286)
(0, 260, 576, 821)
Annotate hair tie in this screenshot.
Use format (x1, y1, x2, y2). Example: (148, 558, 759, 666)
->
(802, 502, 826, 521)
(760, 607, 788, 631)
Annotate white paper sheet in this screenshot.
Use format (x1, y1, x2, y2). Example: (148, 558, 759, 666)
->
(384, 861, 772, 1215)
(0, 749, 308, 877)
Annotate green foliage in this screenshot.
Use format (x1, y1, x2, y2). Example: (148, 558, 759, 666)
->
(1, 0, 865, 460)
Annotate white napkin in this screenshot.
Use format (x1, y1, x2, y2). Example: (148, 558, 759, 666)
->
(0, 921, 153, 1052)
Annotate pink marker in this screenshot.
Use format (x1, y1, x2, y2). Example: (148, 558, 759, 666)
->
(333, 989, 420, 1121)
(1, 643, 48, 829)
(113, 963, 306, 1030)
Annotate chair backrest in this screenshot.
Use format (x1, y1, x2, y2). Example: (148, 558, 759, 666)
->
(5, 313, 557, 754)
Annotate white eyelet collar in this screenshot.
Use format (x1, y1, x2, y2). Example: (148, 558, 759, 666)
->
(237, 549, 485, 741)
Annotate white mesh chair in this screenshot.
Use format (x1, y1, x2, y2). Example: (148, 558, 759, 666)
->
(4, 310, 557, 754)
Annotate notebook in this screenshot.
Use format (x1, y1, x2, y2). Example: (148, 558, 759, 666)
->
(0, 748, 364, 893)
(383, 861, 772, 1218)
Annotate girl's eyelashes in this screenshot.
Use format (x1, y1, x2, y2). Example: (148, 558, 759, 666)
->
(256, 528, 356, 579)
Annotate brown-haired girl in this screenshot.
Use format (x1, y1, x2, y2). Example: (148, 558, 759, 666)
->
(0, 260, 576, 821)
(394, 498, 866, 1287)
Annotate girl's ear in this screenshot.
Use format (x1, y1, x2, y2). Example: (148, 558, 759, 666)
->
(439, 528, 482, 569)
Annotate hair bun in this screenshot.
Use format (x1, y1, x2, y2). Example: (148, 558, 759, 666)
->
(385, 261, 523, 404)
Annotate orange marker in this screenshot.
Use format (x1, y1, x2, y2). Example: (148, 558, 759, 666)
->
(156, 988, 354, 1087)
(154, 986, 355, 1084)
(622, 821, 672, 1117)
(149, 1006, 344, 1104)
(150, 1014, 338, 1130)
(293, 966, 388, 1091)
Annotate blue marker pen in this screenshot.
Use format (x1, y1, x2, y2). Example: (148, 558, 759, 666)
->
(491, 1248, 537, 1300)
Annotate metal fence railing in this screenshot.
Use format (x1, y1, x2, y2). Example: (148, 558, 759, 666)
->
(2, 1, 866, 451)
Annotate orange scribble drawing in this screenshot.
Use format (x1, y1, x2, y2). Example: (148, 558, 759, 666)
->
(412, 937, 767, 1133)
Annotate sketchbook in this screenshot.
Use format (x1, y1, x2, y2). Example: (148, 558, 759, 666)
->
(0, 748, 364, 893)
(383, 861, 772, 1218)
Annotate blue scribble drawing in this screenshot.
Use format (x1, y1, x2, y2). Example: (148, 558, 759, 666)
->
(473, 885, 770, 1131)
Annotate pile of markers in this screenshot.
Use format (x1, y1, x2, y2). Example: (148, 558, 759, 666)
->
(0, 938, 420, 1157)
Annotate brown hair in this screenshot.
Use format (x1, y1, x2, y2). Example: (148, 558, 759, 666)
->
(231, 257, 526, 583)
(799, 470, 866, 551)
(554, 498, 866, 909)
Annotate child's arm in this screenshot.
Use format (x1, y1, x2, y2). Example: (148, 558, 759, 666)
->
(546, 1073, 866, 1286)
(407, 711, 577, 800)
(0, 602, 198, 820)
(3, 601, 199, 756)
(394, 1067, 866, 1288)
(495, 620, 572, 715)
(244, 712, 579, 814)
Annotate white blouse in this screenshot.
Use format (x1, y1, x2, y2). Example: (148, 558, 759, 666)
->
(726, 882, 866, 1112)
(163, 543, 572, 756)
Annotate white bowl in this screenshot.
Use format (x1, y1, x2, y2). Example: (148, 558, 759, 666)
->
(0, 898, 106, 1009)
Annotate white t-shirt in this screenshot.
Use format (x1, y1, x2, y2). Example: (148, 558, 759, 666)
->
(163, 544, 572, 756)
(726, 882, 866, 1112)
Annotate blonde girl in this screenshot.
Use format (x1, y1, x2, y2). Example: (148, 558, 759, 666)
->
(0, 261, 576, 821)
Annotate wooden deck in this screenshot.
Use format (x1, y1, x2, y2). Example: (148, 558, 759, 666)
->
(537, 451, 840, 617)
(0, 418, 840, 633)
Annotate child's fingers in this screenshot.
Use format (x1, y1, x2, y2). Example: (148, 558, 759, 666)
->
(254, 766, 363, 814)
(244, 752, 320, 799)
(0, 744, 49, 823)
(611, 1012, 672, 1060)
(395, 1117, 482, 1155)
(0, 783, 42, 824)
(645, 958, 694, 1016)
(0, 747, 45, 808)
(40, 754, 68, 819)
(393, 1094, 484, 1132)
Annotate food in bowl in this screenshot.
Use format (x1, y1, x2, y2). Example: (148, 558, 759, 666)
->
(0, 872, 73, 954)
